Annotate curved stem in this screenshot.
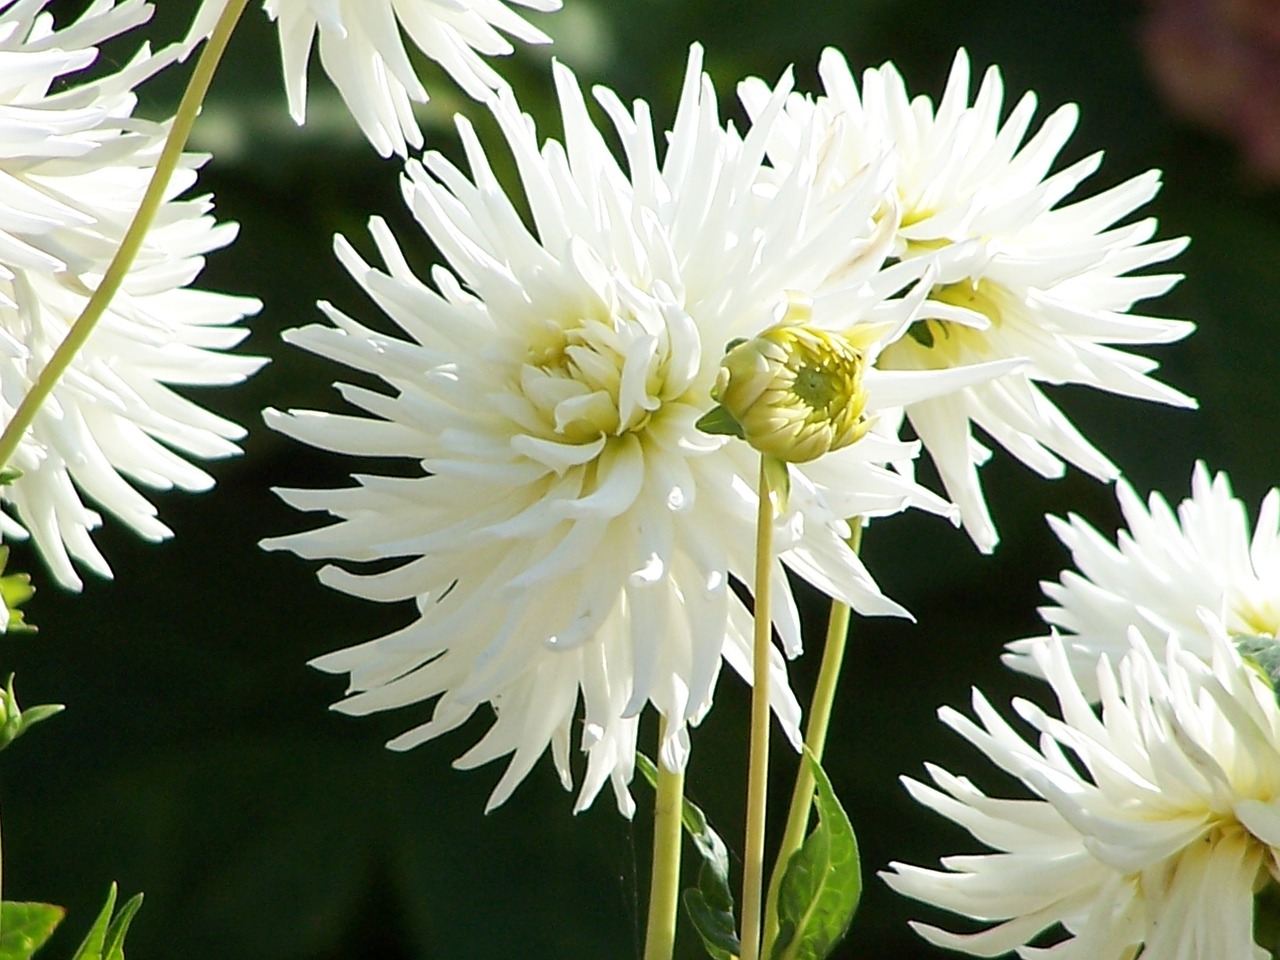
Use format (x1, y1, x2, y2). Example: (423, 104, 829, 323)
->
(0, 0, 251, 472)
(739, 457, 776, 960)
(760, 520, 863, 956)
(643, 717, 686, 960)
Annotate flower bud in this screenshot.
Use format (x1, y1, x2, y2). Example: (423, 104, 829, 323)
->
(702, 321, 871, 463)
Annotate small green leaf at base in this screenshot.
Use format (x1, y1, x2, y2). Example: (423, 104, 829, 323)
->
(636, 753, 742, 960)
(695, 405, 745, 439)
(68, 885, 143, 960)
(0, 902, 65, 960)
(769, 750, 861, 960)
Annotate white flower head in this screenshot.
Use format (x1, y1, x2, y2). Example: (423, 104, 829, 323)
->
(0, 0, 264, 589)
(189, 0, 561, 158)
(885, 631, 1280, 960)
(1005, 462, 1280, 696)
(262, 46, 1013, 814)
(740, 48, 1196, 553)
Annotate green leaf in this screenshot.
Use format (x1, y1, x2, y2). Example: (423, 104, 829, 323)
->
(635, 753, 741, 959)
(770, 751, 860, 960)
(0, 675, 64, 751)
(0, 902, 65, 960)
(1254, 880, 1280, 958)
(1238, 636, 1280, 691)
(68, 885, 143, 960)
(0, 547, 34, 634)
(0, 468, 21, 486)
(683, 885, 739, 960)
(695, 405, 745, 439)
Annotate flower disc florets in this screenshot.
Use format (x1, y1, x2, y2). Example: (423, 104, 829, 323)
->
(710, 321, 870, 463)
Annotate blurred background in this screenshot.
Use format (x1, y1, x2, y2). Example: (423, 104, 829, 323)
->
(6, 0, 1278, 957)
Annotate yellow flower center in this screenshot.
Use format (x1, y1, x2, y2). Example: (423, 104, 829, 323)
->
(520, 312, 671, 445)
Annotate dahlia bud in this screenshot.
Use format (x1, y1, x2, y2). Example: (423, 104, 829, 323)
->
(698, 319, 871, 464)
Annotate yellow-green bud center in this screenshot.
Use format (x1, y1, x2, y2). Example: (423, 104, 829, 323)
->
(710, 322, 871, 463)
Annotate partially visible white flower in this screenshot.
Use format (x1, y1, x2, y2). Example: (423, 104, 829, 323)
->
(263, 47, 1015, 814)
(0, 0, 264, 588)
(740, 48, 1196, 553)
(1004, 462, 1280, 695)
(884, 632, 1280, 960)
(188, 0, 561, 158)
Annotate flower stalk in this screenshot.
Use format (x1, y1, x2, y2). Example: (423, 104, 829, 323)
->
(643, 717, 686, 960)
(0, 0, 251, 472)
(760, 521, 863, 955)
(739, 456, 777, 960)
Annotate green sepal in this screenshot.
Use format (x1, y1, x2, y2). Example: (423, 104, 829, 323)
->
(1254, 878, 1280, 958)
(906, 321, 935, 349)
(0, 547, 34, 633)
(0, 468, 21, 486)
(769, 750, 861, 960)
(68, 885, 143, 960)
(763, 455, 791, 514)
(0, 902, 65, 960)
(696, 405, 745, 439)
(635, 753, 741, 960)
(1237, 636, 1280, 692)
(0, 674, 64, 751)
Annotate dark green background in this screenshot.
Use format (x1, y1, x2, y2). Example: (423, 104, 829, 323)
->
(4, 1, 1274, 957)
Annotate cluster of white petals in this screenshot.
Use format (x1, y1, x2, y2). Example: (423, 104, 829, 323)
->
(190, 0, 561, 158)
(262, 46, 1018, 813)
(740, 48, 1195, 552)
(0, 0, 263, 589)
(886, 633, 1280, 960)
(1005, 462, 1280, 695)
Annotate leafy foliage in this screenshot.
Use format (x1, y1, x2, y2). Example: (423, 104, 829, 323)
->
(770, 752, 860, 960)
(0, 902, 64, 960)
(67, 885, 143, 960)
(0, 675, 62, 751)
(0, 548, 34, 634)
(636, 753, 740, 959)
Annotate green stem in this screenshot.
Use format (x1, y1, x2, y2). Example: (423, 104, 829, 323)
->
(760, 520, 863, 957)
(0, 0, 251, 472)
(739, 457, 776, 960)
(642, 716, 686, 960)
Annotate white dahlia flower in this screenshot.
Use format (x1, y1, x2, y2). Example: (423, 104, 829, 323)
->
(1004, 462, 1280, 695)
(189, 0, 560, 158)
(740, 48, 1196, 552)
(0, 0, 264, 589)
(884, 632, 1280, 960)
(263, 47, 1014, 813)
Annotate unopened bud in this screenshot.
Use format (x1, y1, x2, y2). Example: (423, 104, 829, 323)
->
(698, 322, 871, 464)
